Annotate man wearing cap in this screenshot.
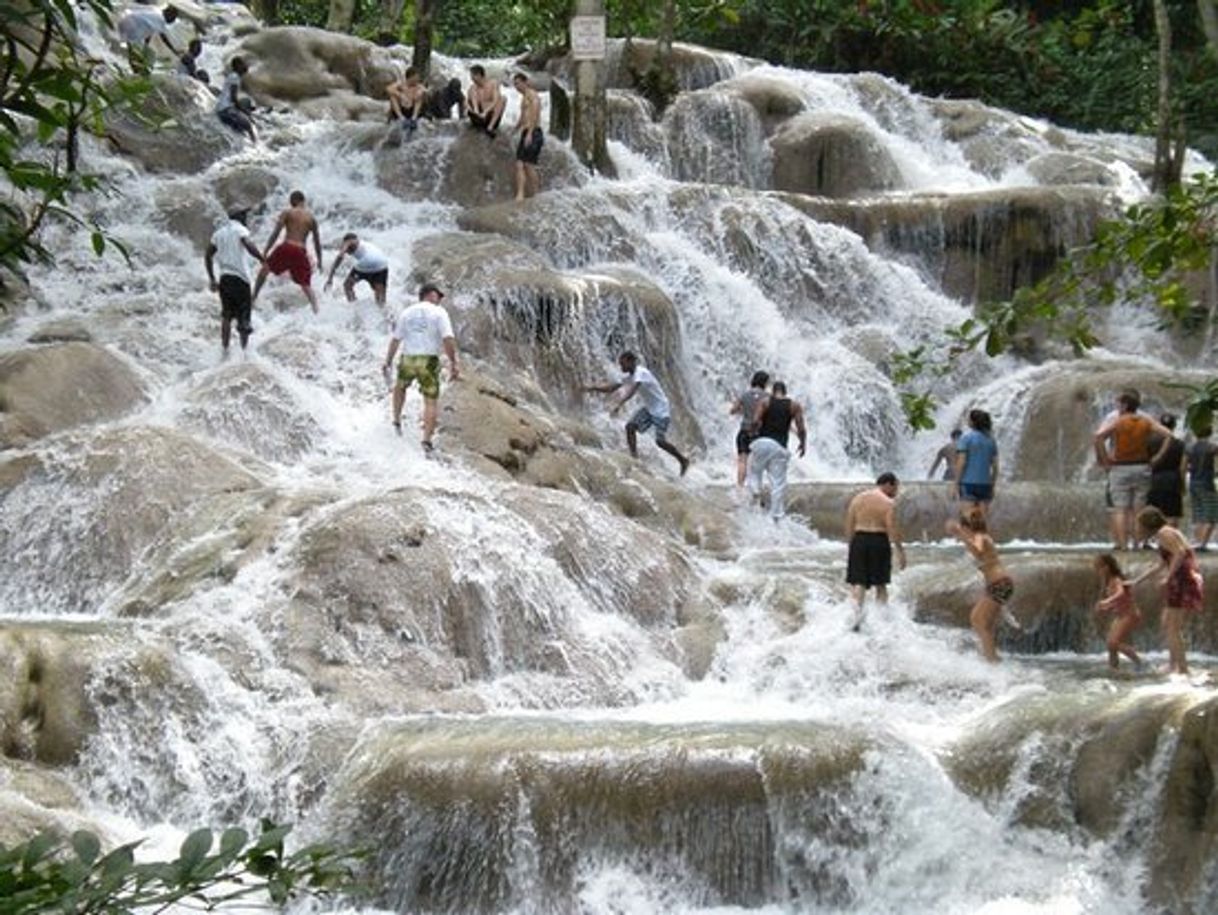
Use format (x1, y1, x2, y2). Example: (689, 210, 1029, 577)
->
(204, 207, 264, 355)
(383, 283, 460, 452)
(324, 232, 389, 306)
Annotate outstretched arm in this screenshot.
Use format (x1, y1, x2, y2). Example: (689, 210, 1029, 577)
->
(241, 237, 264, 264)
(610, 382, 640, 416)
(584, 381, 621, 395)
(443, 335, 460, 381)
(204, 243, 218, 291)
(886, 501, 906, 569)
(793, 403, 808, 458)
(325, 244, 347, 287)
(311, 220, 322, 265)
(262, 214, 285, 257)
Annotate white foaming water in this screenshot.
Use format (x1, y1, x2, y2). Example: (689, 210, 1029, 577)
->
(3, 26, 1215, 914)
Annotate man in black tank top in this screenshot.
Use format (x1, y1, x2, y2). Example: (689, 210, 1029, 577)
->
(747, 381, 808, 521)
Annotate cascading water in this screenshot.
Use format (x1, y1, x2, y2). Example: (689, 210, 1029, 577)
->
(1, 9, 1217, 915)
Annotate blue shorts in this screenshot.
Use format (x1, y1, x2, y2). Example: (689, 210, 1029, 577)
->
(959, 482, 994, 503)
(627, 407, 670, 441)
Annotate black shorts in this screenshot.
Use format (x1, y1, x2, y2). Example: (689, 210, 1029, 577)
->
(1147, 485, 1183, 519)
(516, 127, 543, 164)
(846, 531, 892, 588)
(219, 275, 251, 329)
(350, 268, 388, 288)
(735, 429, 754, 456)
(217, 106, 253, 135)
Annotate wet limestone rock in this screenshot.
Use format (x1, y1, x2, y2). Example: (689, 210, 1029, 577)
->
(1148, 694, 1218, 914)
(374, 126, 588, 208)
(25, 320, 92, 344)
(0, 342, 147, 449)
(0, 757, 95, 846)
(282, 485, 698, 709)
(212, 165, 280, 215)
(104, 73, 243, 173)
(1025, 152, 1118, 187)
(0, 426, 281, 615)
(606, 91, 666, 161)
(154, 180, 225, 253)
(600, 38, 749, 92)
(723, 73, 805, 134)
(769, 112, 901, 198)
(236, 26, 403, 105)
(179, 363, 323, 462)
(664, 89, 770, 188)
(456, 189, 638, 264)
(944, 691, 1193, 833)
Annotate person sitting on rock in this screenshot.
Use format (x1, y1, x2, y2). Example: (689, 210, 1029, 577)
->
(386, 67, 426, 139)
(215, 56, 256, 143)
(425, 78, 466, 120)
(253, 190, 322, 314)
(118, 5, 180, 74)
(466, 64, 505, 137)
(324, 233, 389, 307)
(178, 38, 205, 82)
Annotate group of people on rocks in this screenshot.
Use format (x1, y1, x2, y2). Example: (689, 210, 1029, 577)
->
(119, 5, 546, 202)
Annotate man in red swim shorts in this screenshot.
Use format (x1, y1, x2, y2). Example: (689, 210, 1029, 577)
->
(252, 190, 323, 313)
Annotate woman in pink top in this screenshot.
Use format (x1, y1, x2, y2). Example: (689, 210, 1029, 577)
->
(1093, 553, 1143, 672)
(1136, 506, 1204, 674)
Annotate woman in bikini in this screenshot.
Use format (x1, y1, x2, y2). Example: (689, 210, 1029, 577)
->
(946, 507, 1013, 662)
(1136, 506, 1204, 674)
(1093, 553, 1143, 672)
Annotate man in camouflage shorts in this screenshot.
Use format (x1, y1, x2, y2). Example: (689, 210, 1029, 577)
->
(383, 283, 460, 452)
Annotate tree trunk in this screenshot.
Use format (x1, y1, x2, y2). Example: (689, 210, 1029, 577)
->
(376, 0, 407, 45)
(412, 0, 436, 78)
(571, 0, 613, 175)
(325, 0, 357, 33)
(658, 0, 675, 59)
(1152, 0, 1176, 192)
(1200, 0, 1218, 58)
(250, 0, 279, 25)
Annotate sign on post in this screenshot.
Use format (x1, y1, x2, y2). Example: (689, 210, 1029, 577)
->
(570, 15, 607, 61)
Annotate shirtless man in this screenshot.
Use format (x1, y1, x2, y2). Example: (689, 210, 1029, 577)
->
(466, 64, 505, 137)
(512, 72, 543, 201)
(325, 232, 389, 306)
(844, 472, 906, 631)
(252, 190, 322, 314)
(387, 67, 426, 139)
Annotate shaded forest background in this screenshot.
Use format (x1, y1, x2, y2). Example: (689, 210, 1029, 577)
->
(255, 0, 1218, 160)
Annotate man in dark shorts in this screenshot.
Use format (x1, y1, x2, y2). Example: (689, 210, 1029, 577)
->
(729, 370, 769, 487)
(204, 207, 265, 355)
(324, 232, 389, 306)
(844, 472, 906, 631)
(512, 72, 543, 201)
(466, 64, 505, 136)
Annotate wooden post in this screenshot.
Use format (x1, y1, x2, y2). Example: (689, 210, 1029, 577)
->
(570, 0, 614, 176)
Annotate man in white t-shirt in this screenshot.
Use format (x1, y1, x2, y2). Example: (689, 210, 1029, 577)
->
(586, 351, 690, 476)
(382, 283, 460, 452)
(324, 232, 389, 306)
(215, 56, 256, 142)
(118, 6, 180, 73)
(204, 207, 265, 354)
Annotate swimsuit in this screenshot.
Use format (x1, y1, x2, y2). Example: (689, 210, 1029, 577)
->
(1160, 545, 1204, 613)
(516, 127, 544, 164)
(266, 242, 312, 288)
(1102, 582, 1142, 623)
(846, 531, 892, 588)
(985, 577, 1015, 605)
(396, 354, 442, 399)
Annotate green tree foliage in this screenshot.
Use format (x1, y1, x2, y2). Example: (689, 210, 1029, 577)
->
(0, 0, 145, 275)
(894, 172, 1218, 431)
(0, 820, 362, 914)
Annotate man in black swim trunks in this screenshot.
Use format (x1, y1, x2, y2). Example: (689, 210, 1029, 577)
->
(512, 72, 543, 201)
(204, 206, 265, 355)
(844, 472, 906, 631)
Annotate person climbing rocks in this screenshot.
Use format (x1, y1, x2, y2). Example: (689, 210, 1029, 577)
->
(383, 283, 460, 453)
(746, 380, 807, 522)
(1094, 390, 1172, 551)
(425, 78, 465, 120)
(1188, 424, 1218, 551)
(252, 190, 322, 314)
(1092, 553, 1144, 673)
(729, 370, 769, 487)
(845, 473, 906, 632)
(1136, 506, 1204, 675)
(386, 66, 426, 140)
(118, 5, 180, 74)
(215, 56, 256, 142)
(178, 38, 205, 82)
(928, 428, 962, 481)
(466, 64, 506, 137)
(955, 409, 998, 518)
(512, 72, 543, 201)
(324, 233, 389, 307)
(204, 206, 264, 356)
(945, 507, 1011, 662)
(585, 352, 690, 477)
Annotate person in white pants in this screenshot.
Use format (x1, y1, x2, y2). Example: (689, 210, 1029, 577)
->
(747, 381, 807, 521)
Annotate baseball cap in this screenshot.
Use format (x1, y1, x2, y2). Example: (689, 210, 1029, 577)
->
(419, 282, 445, 299)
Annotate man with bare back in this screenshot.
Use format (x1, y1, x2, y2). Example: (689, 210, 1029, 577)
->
(466, 64, 505, 137)
(387, 67, 426, 140)
(844, 472, 907, 631)
(252, 190, 322, 314)
(512, 72, 543, 201)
